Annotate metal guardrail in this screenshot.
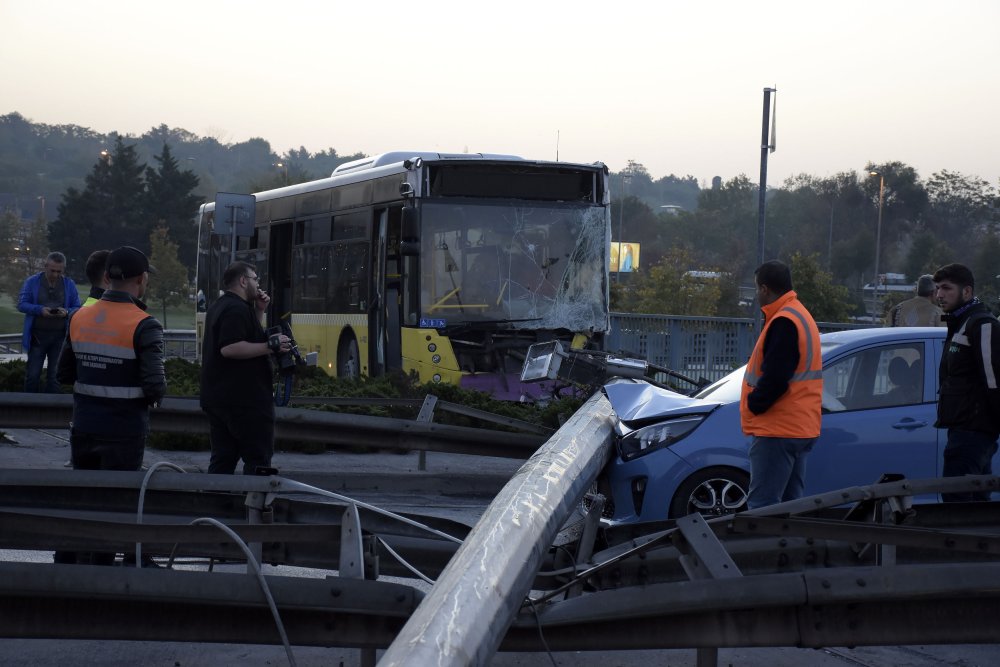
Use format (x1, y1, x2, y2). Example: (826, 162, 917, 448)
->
(0, 393, 547, 459)
(0, 312, 863, 382)
(607, 312, 864, 384)
(0, 330, 198, 361)
(1, 460, 999, 662)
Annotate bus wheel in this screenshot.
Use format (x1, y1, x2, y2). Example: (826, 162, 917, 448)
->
(337, 336, 360, 379)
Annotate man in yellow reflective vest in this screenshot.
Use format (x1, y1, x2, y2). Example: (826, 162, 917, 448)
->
(740, 260, 823, 509)
(81, 249, 110, 307)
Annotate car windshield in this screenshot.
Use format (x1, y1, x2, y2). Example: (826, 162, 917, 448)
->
(693, 340, 847, 403)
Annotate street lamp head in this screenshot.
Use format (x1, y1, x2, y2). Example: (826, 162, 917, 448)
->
(869, 171, 879, 177)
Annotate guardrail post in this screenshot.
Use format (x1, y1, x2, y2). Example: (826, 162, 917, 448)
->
(415, 394, 438, 471)
(379, 389, 615, 666)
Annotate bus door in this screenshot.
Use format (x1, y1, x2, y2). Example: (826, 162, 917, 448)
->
(369, 211, 387, 376)
(268, 221, 294, 323)
(373, 206, 403, 372)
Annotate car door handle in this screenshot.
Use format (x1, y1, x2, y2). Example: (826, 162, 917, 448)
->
(892, 418, 928, 430)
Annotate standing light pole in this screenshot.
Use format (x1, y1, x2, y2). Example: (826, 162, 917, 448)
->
(616, 171, 631, 283)
(755, 86, 777, 334)
(870, 171, 885, 320)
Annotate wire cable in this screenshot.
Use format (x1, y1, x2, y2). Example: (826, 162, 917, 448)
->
(525, 597, 559, 667)
(190, 517, 297, 667)
(376, 536, 435, 585)
(275, 478, 464, 545)
(135, 461, 187, 567)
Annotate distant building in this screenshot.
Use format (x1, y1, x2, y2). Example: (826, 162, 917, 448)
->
(862, 272, 914, 298)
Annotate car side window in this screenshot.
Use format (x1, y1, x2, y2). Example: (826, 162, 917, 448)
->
(823, 343, 924, 412)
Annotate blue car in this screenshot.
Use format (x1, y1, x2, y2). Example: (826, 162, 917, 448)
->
(600, 326, 1000, 524)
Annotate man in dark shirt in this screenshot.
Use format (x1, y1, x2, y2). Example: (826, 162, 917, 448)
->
(933, 263, 1000, 501)
(200, 261, 290, 475)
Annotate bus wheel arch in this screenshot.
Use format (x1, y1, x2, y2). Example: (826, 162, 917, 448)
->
(337, 331, 361, 379)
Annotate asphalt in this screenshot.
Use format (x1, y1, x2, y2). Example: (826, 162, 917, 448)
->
(2, 429, 998, 666)
(0, 426, 523, 497)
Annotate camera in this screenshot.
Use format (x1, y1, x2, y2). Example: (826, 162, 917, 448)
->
(267, 324, 304, 375)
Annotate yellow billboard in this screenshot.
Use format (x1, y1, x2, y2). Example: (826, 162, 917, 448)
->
(610, 242, 640, 273)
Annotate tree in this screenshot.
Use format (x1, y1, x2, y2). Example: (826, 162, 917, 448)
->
(48, 136, 148, 278)
(924, 170, 998, 260)
(971, 232, 1000, 310)
(864, 161, 929, 281)
(0, 210, 50, 298)
(146, 226, 190, 327)
(0, 210, 24, 297)
(630, 247, 722, 316)
(903, 231, 953, 280)
(144, 143, 201, 274)
(789, 252, 852, 323)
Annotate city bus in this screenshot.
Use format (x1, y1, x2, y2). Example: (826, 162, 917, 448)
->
(195, 151, 611, 399)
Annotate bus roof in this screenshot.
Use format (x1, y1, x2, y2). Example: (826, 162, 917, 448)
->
(200, 152, 608, 212)
(332, 151, 526, 175)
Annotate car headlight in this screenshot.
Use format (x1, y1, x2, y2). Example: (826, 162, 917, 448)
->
(618, 416, 704, 461)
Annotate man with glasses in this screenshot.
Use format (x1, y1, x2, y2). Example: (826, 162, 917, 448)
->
(200, 261, 290, 475)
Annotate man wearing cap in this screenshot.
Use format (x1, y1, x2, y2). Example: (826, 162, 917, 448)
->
(200, 260, 290, 475)
(888, 274, 944, 327)
(57, 246, 166, 476)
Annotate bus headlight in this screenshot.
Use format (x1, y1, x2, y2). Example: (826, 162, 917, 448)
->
(432, 374, 442, 383)
(618, 416, 704, 462)
(431, 354, 441, 364)
(428, 343, 437, 352)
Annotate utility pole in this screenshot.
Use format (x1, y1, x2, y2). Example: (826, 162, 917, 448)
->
(755, 87, 777, 333)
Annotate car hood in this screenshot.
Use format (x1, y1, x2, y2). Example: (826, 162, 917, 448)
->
(603, 380, 724, 426)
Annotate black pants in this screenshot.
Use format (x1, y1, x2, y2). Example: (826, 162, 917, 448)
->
(942, 428, 999, 502)
(54, 431, 146, 565)
(205, 405, 275, 475)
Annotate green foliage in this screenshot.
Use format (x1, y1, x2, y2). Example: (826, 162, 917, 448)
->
(0, 359, 26, 391)
(628, 247, 722, 316)
(163, 358, 201, 395)
(971, 233, 1000, 308)
(144, 144, 201, 272)
(903, 231, 953, 280)
(152, 359, 580, 453)
(48, 137, 154, 279)
(0, 210, 23, 298)
(147, 227, 190, 328)
(788, 252, 852, 323)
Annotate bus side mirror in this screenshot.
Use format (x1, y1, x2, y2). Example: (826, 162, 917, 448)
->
(401, 206, 420, 256)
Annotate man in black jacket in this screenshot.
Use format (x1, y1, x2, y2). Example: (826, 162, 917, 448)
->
(57, 246, 167, 565)
(933, 263, 1000, 501)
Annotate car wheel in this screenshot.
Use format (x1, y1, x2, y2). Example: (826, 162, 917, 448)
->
(669, 467, 749, 519)
(337, 335, 360, 379)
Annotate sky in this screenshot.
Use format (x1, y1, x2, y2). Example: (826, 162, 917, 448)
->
(2, 0, 998, 188)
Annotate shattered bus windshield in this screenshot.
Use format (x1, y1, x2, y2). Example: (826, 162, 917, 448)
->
(420, 200, 608, 332)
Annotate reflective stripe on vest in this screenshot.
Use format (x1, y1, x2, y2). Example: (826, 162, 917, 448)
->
(69, 300, 149, 402)
(73, 382, 146, 399)
(740, 292, 823, 438)
(743, 306, 823, 387)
